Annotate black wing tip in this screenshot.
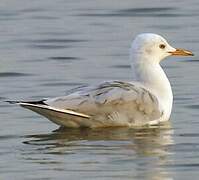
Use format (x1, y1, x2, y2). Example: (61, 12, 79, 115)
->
(6, 100, 47, 105)
(23, 100, 47, 105)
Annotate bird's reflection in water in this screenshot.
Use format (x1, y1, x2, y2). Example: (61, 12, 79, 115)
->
(23, 122, 174, 180)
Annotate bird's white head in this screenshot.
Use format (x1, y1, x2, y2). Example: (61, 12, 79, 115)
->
(130, 33, 193, 64)
(129, 33, 193, 122)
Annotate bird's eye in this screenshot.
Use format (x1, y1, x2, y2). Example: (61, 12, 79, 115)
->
(159, 44, 166, 49)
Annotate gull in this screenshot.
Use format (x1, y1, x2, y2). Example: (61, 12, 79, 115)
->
(8, 33, 193, 128)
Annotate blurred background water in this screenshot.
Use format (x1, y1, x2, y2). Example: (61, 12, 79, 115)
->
(0, 0, 199, 179)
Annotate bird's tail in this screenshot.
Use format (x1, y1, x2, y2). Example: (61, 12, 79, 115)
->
(7, 100, 91, 128)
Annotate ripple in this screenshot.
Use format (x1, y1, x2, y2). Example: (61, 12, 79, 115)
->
(148, 24, 179, 30)
(28, 39, 86, 44)
(0, 11, 20, 17)
(179, 133, 199, 137)
(30, 45, 69, 49)
(14, 38, 87, 49)
(110, 65, 131, 69)
(41, 82, 84, 87)
(186, 105, 199, 109)
(0, 11, 20, 21)
(29, 15, 59, 20)
(0, 97, 6, 100)
(0, 135, 20, 140)
(182, 59, 199, 63)
(117, 7, 177, 16)
(20, 7, 46, 13)
(48, 56, 80, 62)
(0, 72, 32, 77)
(15, 38, 87, 44)
(164, 163, 199, 168)
(164, 65, 178, 69)
(174, 97, 192, 101)
(37, 31, 78, 36)
(78, 7, 184, 18)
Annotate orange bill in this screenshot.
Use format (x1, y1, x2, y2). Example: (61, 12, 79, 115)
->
(169, 48, 194, 56)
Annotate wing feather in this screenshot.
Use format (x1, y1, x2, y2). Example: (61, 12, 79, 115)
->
(45, 81, 163, 125)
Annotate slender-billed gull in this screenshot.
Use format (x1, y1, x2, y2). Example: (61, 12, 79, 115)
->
(8, 33, 193, 128)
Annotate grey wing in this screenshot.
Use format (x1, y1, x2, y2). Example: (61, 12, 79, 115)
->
(45, 81, 163, 125)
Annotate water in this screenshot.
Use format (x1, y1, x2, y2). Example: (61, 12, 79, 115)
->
(0, 0, 199, 179)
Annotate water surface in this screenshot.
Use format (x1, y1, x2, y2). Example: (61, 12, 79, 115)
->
(0, 0, 199, 179)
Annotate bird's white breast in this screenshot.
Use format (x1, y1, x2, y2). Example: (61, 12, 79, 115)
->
(131, 57, 173, 122)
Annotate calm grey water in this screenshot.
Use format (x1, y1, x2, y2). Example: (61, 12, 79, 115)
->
(1, 0, 199, 179)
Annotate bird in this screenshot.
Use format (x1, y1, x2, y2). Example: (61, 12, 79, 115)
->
(8, 33, 193, 128)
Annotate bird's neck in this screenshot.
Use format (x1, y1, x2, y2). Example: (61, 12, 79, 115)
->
(131, 55, 173, 119)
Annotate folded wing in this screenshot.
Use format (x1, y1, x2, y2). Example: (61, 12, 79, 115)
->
(43, 81, 163, 127)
